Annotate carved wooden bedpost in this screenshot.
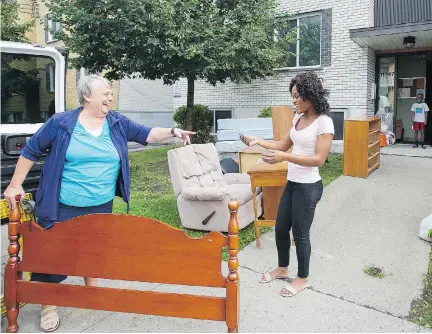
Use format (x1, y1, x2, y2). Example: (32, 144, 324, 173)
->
(226, 200, 239, 333)
(5, 197, 22, 333)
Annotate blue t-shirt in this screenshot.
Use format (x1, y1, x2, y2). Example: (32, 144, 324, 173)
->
(60, 118, 121, 207)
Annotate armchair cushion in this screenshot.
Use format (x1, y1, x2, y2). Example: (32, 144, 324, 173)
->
(181, 184, 258, 205)
(219, 184, 255, 205)
(223, 173, 251, 185)
(175, 144, 221, 178)
(175, 145, 203, 178)
(181, 187, 226, 201)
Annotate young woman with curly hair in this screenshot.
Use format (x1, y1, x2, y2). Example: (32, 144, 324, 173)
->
(241, 72, 334, 297)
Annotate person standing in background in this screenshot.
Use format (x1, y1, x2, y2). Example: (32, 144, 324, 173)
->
(411, 93, 429, 149)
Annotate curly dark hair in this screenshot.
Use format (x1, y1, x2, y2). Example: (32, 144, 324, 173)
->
(289, 72, 330, 115)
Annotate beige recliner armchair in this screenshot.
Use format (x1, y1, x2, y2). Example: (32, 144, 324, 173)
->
(167, 143, 262, 232)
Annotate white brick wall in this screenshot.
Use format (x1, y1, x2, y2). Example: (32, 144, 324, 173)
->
(118, 78, 174, 112)
(174, 0, 376, 119)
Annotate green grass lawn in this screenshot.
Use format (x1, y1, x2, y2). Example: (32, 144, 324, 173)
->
(113, 146, 343, 259)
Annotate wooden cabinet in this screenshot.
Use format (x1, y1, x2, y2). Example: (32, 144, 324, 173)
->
(343, 117, 381, 178)
(272, 106, 294, 140)
(247, 161, 288, 247)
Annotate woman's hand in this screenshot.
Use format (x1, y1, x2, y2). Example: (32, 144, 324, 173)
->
(173, 128, 195, 145)
(240, 135, 259, 147)
(4, 185, 25, 210)
(261, 150, 288, 164)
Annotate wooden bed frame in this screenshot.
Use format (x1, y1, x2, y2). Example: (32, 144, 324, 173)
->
(4, 198, 240, 333)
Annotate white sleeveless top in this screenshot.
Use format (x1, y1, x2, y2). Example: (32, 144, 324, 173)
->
(288, 113, 334, 183)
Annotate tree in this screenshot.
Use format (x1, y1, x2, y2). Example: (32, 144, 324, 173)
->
(1, 0, 34, 42)
(173, 104, 214, 144)
(48, 0, 294, 129)
(258, 106, 272, 118)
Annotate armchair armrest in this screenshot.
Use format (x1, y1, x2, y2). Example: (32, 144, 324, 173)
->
(181, 187, 227, 201)
(223, 173, 251, 185)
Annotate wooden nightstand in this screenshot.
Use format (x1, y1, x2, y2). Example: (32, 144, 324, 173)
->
(247, 161, 288, 248)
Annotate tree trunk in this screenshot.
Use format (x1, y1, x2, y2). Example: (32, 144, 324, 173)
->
(185, 75, 195, 131)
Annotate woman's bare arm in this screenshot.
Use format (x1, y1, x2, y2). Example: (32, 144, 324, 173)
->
(243, 130, 293, 152)
(262, 134, 333, 167)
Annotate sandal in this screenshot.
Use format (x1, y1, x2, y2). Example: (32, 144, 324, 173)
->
(280, 283, 309, 297)
(40, 306, 60, 332)
(258, 272, 289, 283)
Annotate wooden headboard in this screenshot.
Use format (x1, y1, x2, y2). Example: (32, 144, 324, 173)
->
(4, 199, 240, 333)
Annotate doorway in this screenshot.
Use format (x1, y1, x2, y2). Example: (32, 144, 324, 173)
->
(396, 55, 427, 143)
(376, 52, 432, 144)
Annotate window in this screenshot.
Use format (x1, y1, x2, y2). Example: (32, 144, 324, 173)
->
(46, 63, 55, 93)
(210, 109, 232, 133)
(44, 15, 62, 43)
(279, 14, 322, 68)
(1, 53, 56, 124)
(376, 57, 395, 115)
(328, 109, 345, 140)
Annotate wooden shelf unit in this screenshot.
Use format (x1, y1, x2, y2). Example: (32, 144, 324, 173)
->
(343, 117, 381, 178)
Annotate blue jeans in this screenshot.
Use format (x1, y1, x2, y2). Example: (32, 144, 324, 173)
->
(275, 180, 323, 278)
(30, 200, 113, 283)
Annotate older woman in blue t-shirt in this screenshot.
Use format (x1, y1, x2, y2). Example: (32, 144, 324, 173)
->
(3, 75, 194, 332)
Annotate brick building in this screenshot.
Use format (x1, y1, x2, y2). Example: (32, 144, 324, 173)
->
(173, 0, 432, 143)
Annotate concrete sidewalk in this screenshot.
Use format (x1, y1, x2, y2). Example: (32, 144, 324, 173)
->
(381, 144, 432, 158)
(1, 154, 431, 332)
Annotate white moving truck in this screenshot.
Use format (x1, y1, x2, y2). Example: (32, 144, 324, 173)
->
(1, 41, 67, 219)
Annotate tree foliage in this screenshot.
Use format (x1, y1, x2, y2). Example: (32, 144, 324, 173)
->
(258, 106, 272, 118)
(1, 0, 34, 42)
(47, 0, 295, 128)
(173, 104, 214, 144)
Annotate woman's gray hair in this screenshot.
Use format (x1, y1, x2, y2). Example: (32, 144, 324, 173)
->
(77, 74, 111, 105)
